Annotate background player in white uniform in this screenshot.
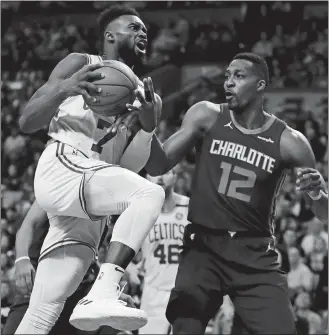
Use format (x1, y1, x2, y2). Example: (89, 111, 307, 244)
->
(16, 5, 164, 334)
(127, 170, 190, 334)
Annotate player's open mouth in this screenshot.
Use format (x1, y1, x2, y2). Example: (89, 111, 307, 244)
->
(225, 92, 234, 100)
(136, 40, 147, 53)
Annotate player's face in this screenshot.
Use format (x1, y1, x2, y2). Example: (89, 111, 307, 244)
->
(146, 170, 176, 191)
(224, 59, 261, 112)
(109, 15, 147, 62)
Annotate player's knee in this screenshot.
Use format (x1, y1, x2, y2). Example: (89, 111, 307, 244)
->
(136, 181, 165, 206)
(150, 183, 165, 205)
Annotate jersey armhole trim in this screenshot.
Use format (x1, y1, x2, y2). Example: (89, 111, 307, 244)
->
(203, 103, 224, 138)
(278, 126, 290, 167)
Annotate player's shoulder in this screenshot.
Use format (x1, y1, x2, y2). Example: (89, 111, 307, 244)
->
(191, 100, 223, 113)
(185, 100, 222, 132)
(281, 126, 309, 149)
(280, 126, 314, 166)
(174, 193, 190, 207)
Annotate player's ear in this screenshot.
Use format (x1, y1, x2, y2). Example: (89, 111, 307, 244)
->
(257, 80, 266, 92)
(105, 31, 115, 43)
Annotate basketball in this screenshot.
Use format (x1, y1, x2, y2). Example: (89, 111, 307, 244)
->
(86, 60, 138, 117)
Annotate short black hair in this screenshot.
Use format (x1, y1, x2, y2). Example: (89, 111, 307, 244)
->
(233, 52, 269, 86)
(97, 4, 140, 37)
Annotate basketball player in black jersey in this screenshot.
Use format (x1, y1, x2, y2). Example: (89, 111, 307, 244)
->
(2, 201, 135, 335)
(143, 53, 328, 334)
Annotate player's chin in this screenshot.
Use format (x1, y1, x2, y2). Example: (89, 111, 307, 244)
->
(134, 45, 146, 57)
(227, 99, 238, 110)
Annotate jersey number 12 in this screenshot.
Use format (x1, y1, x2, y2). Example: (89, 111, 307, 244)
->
(217, 162, 256, 202)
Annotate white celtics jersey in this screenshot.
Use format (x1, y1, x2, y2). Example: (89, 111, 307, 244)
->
(48, 54, 142, 163)
(141, 193, 190, 291)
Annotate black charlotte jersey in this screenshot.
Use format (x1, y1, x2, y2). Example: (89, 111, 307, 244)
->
(188, 104, 288, 235)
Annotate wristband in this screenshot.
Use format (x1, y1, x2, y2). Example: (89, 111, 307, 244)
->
(15, 256, 30, 264)
(307, 189, 327, 201)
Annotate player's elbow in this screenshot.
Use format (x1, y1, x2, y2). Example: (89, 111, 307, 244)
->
(19, 114, 33, 134)
(144, 160, 169, 176)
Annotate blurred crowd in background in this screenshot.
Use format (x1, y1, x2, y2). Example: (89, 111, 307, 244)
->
(1, 1, 328, 334)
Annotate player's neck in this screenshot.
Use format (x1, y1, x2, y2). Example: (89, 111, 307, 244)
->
(231, 104, 267, 130)
(162, 191, 176, 213)
(102, 50, 134, 70)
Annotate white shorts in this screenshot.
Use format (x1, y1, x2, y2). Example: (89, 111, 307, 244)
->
(139, 286, 171, 334)
(39, 214, 109, 261)
(34, 140, 150, 220)
(34, 141, 110, 221)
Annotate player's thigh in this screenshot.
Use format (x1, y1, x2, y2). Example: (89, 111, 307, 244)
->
(2, 299, 29, 335)
(40, 215, 106, 260)
(83, 165, 158, 216)
(140, 287, 171, 334)
(232, 271, 297, 334)
(166, 239, 224, 326)
(35, 142, 110, 219)
(29, 244, 94, 310)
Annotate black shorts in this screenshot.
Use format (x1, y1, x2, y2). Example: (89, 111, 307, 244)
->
(166, 224, 297, 334)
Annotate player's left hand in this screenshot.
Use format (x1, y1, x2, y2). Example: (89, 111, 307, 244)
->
(296, 168, 327, 196)
(126, 77, 161, 133)
(120, 292, 137, 308)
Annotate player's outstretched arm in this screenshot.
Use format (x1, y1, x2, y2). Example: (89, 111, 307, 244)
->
(121, 78, 162, 173)
(145, 101, 217, 176)
(15, 201, 48, 294)
(281, 128, 328, 222)
(19, 53, 104, 133)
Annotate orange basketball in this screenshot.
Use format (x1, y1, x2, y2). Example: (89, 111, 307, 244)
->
(86, 60, 138, 117)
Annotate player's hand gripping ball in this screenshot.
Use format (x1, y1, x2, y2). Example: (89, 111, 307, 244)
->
(86, 60, 138, 117)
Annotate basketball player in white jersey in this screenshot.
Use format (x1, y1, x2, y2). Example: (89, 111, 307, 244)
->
(127, 170, 190, 335)
(16, 5, 164, 334)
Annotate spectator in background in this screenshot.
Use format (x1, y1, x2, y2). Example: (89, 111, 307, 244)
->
(3, 165, 22, 192)
(282, 228, 298, 249)
(301, 218, 328, 257)
(312, 59, 328, 88)
(310, 254, 328, 312)
(3, 127, 26, 163)
(308, 252, 326, 291)
(252, 31, 273, 60)
(148, 18, 180, 68)
(294, 291, 322, 335)
(172, 15, 189, 53)
(310, 31, 328, 57)
(287, 247, 313, 296)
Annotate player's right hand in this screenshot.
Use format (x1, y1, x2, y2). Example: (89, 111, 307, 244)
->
(60, 63, 104, 102)
(15, 258, 36, 295)
(105, 110, 140, 138)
